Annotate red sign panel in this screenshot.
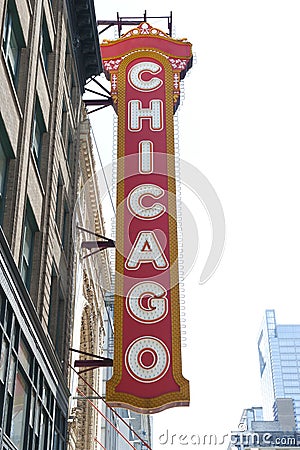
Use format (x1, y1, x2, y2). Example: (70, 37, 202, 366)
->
(101, 22, 193, 413)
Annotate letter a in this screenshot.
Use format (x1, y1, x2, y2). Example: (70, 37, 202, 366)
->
(125, 231, 168, 270)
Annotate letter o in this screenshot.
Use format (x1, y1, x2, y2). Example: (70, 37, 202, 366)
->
(125, 337, 170, 383)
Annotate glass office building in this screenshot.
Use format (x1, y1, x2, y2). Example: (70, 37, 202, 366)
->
(258, 310, 300, 428)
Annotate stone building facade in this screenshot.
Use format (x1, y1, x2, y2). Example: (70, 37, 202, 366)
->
(68, 109, 111, 450)
(0, 0, 103, 448)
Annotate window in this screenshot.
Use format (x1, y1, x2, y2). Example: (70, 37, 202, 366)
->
(281, 360, 297, 366)
(40, 18, 51, 72)
(21, 217, 33, 286)
(48, 267, 57, 335)
(0, 141, 8, 222)
(283, 380, 300, 387)
(282, 366, 298, 373)
(61, 98, 68, 142)
(61, 202, 69, 251)
(31, 99, 46, 164)
(10, 369, 29, 449)
(48, 269, 57, 349)
(279, 339, 295, 346)
(285, 387, 300, 394)
(0, 292, 66, 450)
(0, 117, 14, 224)
(53, 406, 67, 450)
(55, 294, 65, 355)
(19, 337, 31, 374)
(64, 40, 70, 71)
(48, 269, 66, 358)
(54, 173, 70, 256)
(280, 354, 297, 361)
(2, 3, 24, 84)
(55, 171, 63, 226)
(67, 129, 73, 163)
(0, 338, 9, 383)
(65, 40, 78, 110)
(282, 373, 299, 380)
(280, 347, 296, 353)
(0, 142, 8, 198)
(70, 73, 77, 110)
(20, 204, 37, 289)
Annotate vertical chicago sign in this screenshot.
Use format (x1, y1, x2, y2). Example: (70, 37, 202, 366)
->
(101, 22, 193, 413)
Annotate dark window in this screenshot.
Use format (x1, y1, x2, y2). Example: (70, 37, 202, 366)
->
(3, 8, 19, 81)
(31, 99, 46, 164)
(61, 202, 69, 251)
(21, 216, 34, 287)
(40, 18, 51, 72)
(48, 269, 66, 359)
(65, 40, 78, 111)
(2, 2, 24, 84)
(55, 173, 70, 257)
(67, 129, 73, 163)
(64, 40, 70, 70)
(0, 116, 14, 225)
(55, 171, 63, 226)
(0, 142, 8, 201)
(0, 141, 8, 222)
(71, 73, 78, 110)
(48, 267, 58, 338)
(61, 98, 67, 138)
(53, 406, 67, 450)
(20, 204, 37, 289)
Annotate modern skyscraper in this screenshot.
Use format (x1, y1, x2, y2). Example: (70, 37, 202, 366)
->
(230, 311, 300, 449)
(258, 309, 300, 428)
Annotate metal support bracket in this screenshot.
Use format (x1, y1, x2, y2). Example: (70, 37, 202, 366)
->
(70, 348, 113, 374)
(77, 225, 115, 259)
(83, 11, 173, 113)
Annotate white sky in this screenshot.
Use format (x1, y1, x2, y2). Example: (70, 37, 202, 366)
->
(91, 1, 300, 448)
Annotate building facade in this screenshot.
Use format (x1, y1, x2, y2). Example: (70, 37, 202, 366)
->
(68, 109, 111, 450)
(258, 310, 300, 428)
(0, 0, 102, 448)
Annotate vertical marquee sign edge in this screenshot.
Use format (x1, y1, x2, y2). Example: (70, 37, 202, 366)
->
(101, 23, 193, 414)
